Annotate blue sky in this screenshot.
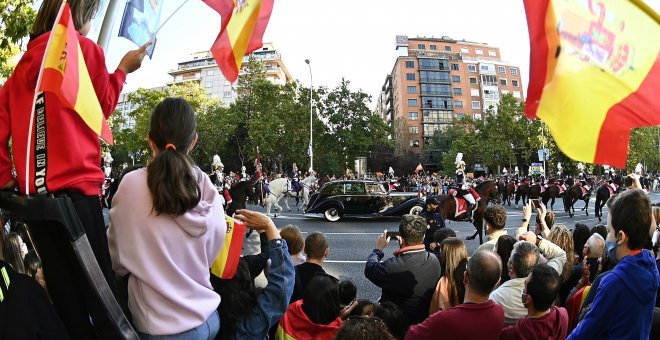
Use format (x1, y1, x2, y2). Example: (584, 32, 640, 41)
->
(88, 0, 660, 104)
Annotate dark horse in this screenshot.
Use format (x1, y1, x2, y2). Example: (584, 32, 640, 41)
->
(564, 178, 594, 218)
(226, 180, 257, 216)
(594, 176, 624, 222)
(430, 180, 499, 245)
(541, 185, 563, 211)
(515, 181, 530, 207)
(501, 181, 516, 206)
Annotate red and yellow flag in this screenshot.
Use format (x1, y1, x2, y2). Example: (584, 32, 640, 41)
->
(210, 216, 246, 279)
(524, 0, 660, 167)
(204, 0, 275, 83)
(39, 1, 113, 144)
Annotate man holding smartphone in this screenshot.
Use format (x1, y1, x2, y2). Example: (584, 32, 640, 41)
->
(365, 215, 441, 325)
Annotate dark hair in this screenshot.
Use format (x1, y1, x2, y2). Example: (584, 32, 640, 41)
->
(609, 189, 652, 250)
(214, 259, 259, 340)
(147, 98, 200, 216)
(526, 264, 560, 311)
(338, 280, 357, 307)
(398, 214, 426, 245)
(31, 0, 101, 38)
(304, 232, 328, 259)
(509, 241, 540, 278)
(591, 224, 608, 241)
(3, 233, 25, 274)
(302, 273, 340, 325)
(373, 302, 409, 340)
(483, 205, 507, 230)
(281, 225, 304, 255)
(467, 250, 502, 296)
(452, 258, 467, 305)
(23, 250, 41, 278)
(573, 224, 591, 260)
(349, 299, 375, 318)
(496, 235, 516, 283)
(433, 228, 456, 245)
(335, 316, 395, 340)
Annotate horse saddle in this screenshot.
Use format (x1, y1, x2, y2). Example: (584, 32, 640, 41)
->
(580, 185, 591, 197)
(602, 183, 617, 195)
(540, 184, 548, 193)
(453, 197, 468, 217)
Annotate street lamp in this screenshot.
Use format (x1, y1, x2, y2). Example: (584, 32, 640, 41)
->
(305, 59, 313, 174)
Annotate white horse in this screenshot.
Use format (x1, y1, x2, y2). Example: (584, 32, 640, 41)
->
(263, 178, 310, 216)
(302, 175, 319, 192)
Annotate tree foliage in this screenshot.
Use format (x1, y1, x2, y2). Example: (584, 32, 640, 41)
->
(0, 0, 36, 80)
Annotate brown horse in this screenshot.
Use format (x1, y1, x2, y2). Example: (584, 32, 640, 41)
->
(541, 185, 563, 211)
(515, 182, 530, 207)
(594, 176, 624, 221)
(529, 184, 542, 200)
(564, 179, 594, 217)
(502, 182, 516, 206)
(430, 180, 499, 245)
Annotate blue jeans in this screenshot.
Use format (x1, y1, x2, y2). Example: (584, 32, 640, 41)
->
(138, 310, 220, 340)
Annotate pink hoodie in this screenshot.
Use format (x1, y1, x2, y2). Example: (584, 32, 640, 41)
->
(108, 167, 226, 335)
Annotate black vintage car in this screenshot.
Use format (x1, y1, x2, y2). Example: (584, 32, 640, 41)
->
(305, 180, 425, 221)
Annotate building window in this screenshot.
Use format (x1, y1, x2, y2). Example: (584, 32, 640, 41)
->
(481, 74, 498, 86)
(451, 63, 459, 71)
(453, 88, 462, 96)
(498, 66, 506, 73)
(455, 113, 464, 120)
(408, 99, 418, 107)
(468, 64, 477, 72)
(476, 49, 483, 55)
(472, 101, 481, 109)
(417, 44, 425, 49)
(500, 78, 507, 86)
(409, 126, 419, 134)
(480, 65, 489, 71)
(469, 77, 477, 84)
(470, 88, 480, 96)
(407, 86, 417, 94)
(474, 113, 483, 120)
(452, 75, 461, 83)
(510, 68, 518, 75)
(512, 80, 519, 87)
(421, 84, 451, 96)
(410, 140, 420, 147)
(454, 100, 463, 108)
(406, 73, 416, 80)
(405, 60, 415, 68)
(206, 82, 213, 88)
(488, 50, 497, 57)
(460, 47, 469, 53)
(513, 91, 521, 98)
(409, 112, 419, 120)
(430, 45, 437, 51)
(444, 46, 452, 52)
(502, 90, 510, 94)
(207, 70, 214, 76)
(223, 91, 232, 98)
(419, 70, 450, 83)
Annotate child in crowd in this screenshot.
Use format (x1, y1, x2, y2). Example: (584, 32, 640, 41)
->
(108, 98, 226, 339)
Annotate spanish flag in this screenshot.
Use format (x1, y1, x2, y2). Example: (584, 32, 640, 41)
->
(524, 0, 660, 168)
(204, 0, 274, 83)
(210, 216, 246, 279)
(39, 1, 113, 144)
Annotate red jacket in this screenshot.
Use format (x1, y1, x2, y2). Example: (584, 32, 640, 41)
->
(0, 32, 125, 195)
(276, 300, 342, 340)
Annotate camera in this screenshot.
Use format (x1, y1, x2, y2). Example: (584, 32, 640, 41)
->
(530, 199, 540, 208)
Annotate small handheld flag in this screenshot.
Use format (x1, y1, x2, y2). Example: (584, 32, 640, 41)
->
(210, 216, 246, 279)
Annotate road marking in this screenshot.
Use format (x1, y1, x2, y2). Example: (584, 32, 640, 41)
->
(326, 260, 366, 264)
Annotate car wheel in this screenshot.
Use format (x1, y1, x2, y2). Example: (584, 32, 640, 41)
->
(409, 205, 424, 215)
(324, 206, 342, 222)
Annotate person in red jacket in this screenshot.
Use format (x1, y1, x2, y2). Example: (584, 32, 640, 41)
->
(0, 1, 147, 338)
(501, 264, 569, 340)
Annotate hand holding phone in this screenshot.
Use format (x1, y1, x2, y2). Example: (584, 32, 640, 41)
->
(386, 231, 400, 240)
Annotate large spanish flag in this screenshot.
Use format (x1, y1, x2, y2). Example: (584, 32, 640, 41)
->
(39, 1, 113, 144)
(524, 0, 660, 167)
(204, 0, 274, 83)
(210, 216, 246, 279)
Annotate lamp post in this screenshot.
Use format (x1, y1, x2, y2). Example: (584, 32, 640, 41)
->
(305, 59, 313, 174)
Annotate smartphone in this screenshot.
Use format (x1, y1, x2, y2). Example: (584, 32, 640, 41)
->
(386, 231, 400, 240)
(530, 199, 540, 208)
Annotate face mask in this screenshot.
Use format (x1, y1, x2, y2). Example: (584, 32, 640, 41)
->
(606, 235, 619, 261)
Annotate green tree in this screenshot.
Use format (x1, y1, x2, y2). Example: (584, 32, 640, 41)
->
(0, 0, 36, 80)
(627, 126, 660, 172)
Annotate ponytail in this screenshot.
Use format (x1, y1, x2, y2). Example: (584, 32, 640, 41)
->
(146, 97, 200, 216)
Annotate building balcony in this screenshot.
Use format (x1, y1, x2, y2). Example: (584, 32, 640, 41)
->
(167, 74, 201, 85)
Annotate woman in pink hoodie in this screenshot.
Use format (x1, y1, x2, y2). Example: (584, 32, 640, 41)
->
(108, 97, 226, 339)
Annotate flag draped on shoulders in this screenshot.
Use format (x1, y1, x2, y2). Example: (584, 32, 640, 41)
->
(203, 0, 275, 83)
(523, 0, 660, 167)
(39, 1, 113, 144)
(210, 216, 246, 279)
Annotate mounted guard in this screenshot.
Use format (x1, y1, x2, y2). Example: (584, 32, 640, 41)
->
(212, 155, 232, 207)
(454, 153, 478, 221)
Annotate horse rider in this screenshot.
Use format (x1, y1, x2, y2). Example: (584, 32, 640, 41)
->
(557, 162, 563, 179)
(578, 162, 587, 182)
(212, 155, 233, 207)
(455, 153, 477, 221)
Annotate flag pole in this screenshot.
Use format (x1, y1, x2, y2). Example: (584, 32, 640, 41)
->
(149, 0, 192, 41)
(97, 0, 122, 51)
(25, 2, 67, 196)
